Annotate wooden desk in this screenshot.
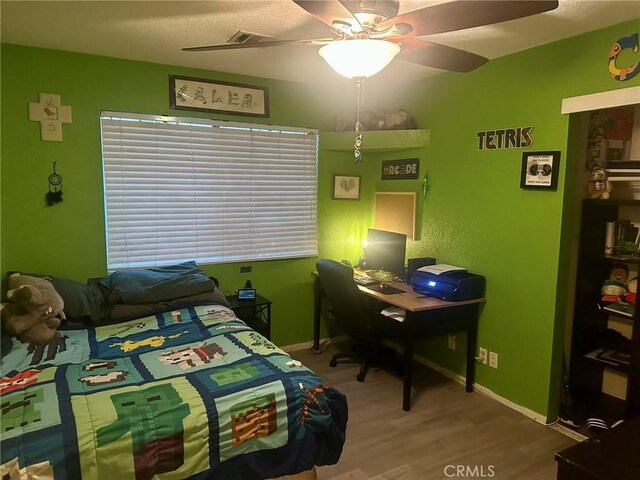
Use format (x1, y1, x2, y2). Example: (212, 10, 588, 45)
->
(312, 273, 484, 411)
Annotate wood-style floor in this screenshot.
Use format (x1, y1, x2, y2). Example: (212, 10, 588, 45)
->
(290, 343, 576, 480)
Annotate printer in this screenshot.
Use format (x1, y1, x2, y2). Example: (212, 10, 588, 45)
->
(410, 264, 485, 302)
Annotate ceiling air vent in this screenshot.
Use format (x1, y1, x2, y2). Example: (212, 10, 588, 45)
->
(227, 31, 271, 45)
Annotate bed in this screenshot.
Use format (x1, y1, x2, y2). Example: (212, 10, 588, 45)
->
(0, 266, 347, 480)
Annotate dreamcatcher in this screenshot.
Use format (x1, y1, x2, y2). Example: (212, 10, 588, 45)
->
(46, 161, 63, 206)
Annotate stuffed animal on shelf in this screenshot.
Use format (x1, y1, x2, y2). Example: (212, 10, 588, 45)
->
(601, 263, 629, 303)
(588, 167, 612, 199)
(625, 276, 637, 303)
(601, 279, 627, 303)
(609, 263, 629, 283)
(0, 273, 65, 344)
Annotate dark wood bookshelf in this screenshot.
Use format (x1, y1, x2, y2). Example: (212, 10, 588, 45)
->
(568, 199, 640, 422)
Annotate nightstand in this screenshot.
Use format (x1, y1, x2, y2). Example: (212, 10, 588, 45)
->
(225, 293, 272, 340)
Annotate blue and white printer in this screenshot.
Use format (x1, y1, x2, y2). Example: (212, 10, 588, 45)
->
(410, 264, 485, 302)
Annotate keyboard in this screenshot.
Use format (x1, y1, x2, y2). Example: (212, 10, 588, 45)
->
(353, 273, 378, 286)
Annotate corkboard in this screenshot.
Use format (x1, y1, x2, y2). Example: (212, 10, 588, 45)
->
(374, 192, 416, 239)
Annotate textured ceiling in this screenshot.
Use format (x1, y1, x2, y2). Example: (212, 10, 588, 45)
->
(2, 0, 639, 85)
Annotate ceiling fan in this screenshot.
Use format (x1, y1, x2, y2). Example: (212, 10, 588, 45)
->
(183, 0, 559, 76)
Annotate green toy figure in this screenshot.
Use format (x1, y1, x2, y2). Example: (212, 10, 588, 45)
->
(97, 384, 190, 480)
(601, 263, 630, 303)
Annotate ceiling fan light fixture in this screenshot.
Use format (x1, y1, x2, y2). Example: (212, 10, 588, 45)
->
(319, 39, 400, 78)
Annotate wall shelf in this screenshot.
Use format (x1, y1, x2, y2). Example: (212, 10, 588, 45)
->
(320, 129, 430, 152)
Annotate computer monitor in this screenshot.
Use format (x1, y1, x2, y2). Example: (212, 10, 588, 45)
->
(364, 228, 407, 275)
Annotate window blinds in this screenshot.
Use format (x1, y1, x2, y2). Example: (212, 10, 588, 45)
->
(100, 112, 318, 270)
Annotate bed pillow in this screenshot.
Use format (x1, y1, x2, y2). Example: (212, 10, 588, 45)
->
(101, 261, 214, 304)
(109, 288, 231, 323)
(50, 276, 108, 324)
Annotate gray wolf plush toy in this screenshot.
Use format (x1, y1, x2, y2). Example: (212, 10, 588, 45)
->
(1, 273, 65, 344)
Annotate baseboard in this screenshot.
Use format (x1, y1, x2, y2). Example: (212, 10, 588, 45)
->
(281, 335, 349, 353)
(382, 340, 550, 426)
(548, 422, 588, 442)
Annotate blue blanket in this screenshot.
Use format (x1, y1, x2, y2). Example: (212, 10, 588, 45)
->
(1, 303, 347, 479)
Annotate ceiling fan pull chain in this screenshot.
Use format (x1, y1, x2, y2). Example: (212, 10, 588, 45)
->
(354, 78, 364, 163)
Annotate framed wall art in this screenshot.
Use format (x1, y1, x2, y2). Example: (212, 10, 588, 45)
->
(520, 151, 561, 190)
(381, 158, 419, 180)
(332, 175, 361, 200)
(169, 75, 269, 117)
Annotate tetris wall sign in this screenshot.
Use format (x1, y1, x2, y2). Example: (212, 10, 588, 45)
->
(381, 158, 419, 180)
(477, 126, 533, 151)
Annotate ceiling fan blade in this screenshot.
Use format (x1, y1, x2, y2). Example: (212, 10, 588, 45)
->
(292, 0, 360, 29)
(183, 38, 333, 52)
(394, 37, 488, 73)
(382, 1, 559, 37)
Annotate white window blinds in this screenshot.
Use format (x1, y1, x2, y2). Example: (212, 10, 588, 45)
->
(100, 112, 318, 270)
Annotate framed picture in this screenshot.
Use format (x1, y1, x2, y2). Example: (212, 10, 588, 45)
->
(169, 75, 269, 117)
(381, 158, 419, 180)
(520, 151, 561, 190)
(332, 175, 361, 200)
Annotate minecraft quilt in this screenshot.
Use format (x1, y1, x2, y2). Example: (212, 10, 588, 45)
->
(0, 303, 347, 480)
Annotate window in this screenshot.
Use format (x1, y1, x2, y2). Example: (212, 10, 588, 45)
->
(100, 112, 318, 270)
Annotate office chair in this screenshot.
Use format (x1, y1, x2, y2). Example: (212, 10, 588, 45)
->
(316, 259, 383, 382)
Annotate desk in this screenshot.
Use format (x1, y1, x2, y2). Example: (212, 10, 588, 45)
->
(312, 273, 484, 411)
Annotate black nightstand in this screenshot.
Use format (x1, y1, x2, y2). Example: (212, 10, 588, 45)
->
(555, 416, 640, 479)
(225, 293, 272, 340)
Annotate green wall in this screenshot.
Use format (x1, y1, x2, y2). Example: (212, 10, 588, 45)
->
(336, 19, 640, 419)
(2, 18, 640, 419)
(0, 44, 343, 345)
(315, 19, 640, 419)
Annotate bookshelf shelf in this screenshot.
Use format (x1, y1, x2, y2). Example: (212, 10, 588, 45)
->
(584, 349, 633, 375)
(604, 255, 640, 264)
(601, 302, 635, 318)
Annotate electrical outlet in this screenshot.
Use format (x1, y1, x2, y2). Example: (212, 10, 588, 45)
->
(448, 335, 456, 350)
(489, 351, 498, 369)
(240, 266, 252, 273)
(478, 347, 488, 364)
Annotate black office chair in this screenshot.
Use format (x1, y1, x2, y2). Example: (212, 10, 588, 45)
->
(316, 259, 383, 382)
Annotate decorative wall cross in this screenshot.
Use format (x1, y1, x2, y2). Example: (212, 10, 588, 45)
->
(28, 93, 72, 141)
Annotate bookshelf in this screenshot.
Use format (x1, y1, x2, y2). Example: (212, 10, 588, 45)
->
(569, 199, 640, 424)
